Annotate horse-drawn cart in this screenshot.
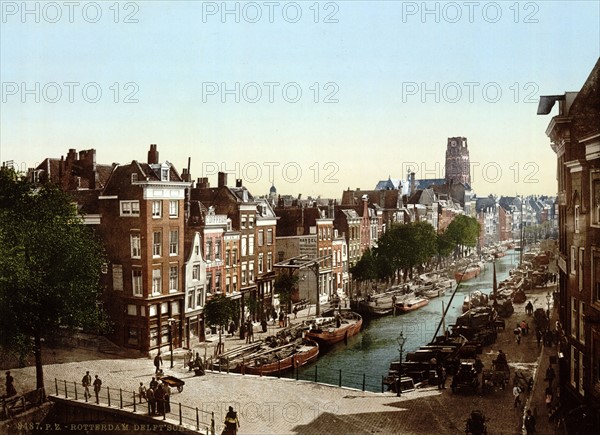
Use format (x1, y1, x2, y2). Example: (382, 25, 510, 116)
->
(482, 359, 510, 393)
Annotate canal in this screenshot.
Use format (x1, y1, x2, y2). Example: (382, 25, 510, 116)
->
(294, 250, 520, 392)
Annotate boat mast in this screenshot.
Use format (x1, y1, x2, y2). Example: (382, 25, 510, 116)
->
(519, 195, 524, 266)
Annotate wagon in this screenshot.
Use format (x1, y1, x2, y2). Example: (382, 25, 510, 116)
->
(482, 359, 510, 393)
(158, 375, 185, 392)
(451, 362, 479, 394)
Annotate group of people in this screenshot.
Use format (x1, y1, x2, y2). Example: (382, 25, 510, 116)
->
(513, 319, 530, 344)
(185, 351, 206, 375)
(81, 371, 103, 404)
(138, 377, 171, 415)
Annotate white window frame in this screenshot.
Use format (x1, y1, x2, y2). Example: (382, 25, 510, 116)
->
(120, 200, 140, 216)
(169, 265, 178, 292)
(131, 234, 141, 258)
(152, 200, 162, 218)
(579, 300, 585, 345)
(258, 230, 264, 247)
(112, 264, 123, 291)
(267, 229, 273, 245)
(153, 231, 162, 257)
(575, 205, 580, 233)
(169, 230, 178, 256)
(267, 252, 272, 272)
(571, 297, 577, 338)
(152, 268, 162, 295)
(249, 235, 254, 256)
(132, 269, 143, 296)
(187, 289, 195, 311)
(169, 200, 178, 218)
(258, 253, 264, 274)
(571, 246, 577, 274)
(192, 264, 200, 281)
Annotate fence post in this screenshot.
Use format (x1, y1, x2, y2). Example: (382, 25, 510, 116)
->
(339, 369, 342, 387)
(133, 392, 136, 413)
(74, 382, 78, 400)
(163, 400, 166, 420)
(55, 378, 58, 396)
(196, 407, 200, 431)
(227, 357, 229, 374)
(107, 387, 111, 407)
(119, 388, 123, 409)
(278, 360, 281, 378)
(63, 380, 67, 398)
(179, 403, 183, 425)
(362, 373, 366, 391)
(211, 411, 215, 435)
(314, 365, 318, 383)
(296, 365, 299, 381)
(381, 376, 384, 393)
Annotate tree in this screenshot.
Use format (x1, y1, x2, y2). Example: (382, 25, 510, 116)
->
(444, 215, 480, 257)
(274, 272, 298, 313)
(0, 169, 106, 390)
(203, 294, 236, 349)
(350, 248, 378, 293)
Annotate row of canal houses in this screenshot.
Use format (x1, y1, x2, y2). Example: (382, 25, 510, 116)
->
(28, 145, 385, 354)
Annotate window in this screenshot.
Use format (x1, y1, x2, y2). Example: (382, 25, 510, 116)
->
(575, 205, 580, 233)
(128, 327, 139, 346)
(579, 301, 585, 344)
(152, 200, 162, 218)
(169, 265, 178, 292)
(215, 273, 221, 292)
(152, 268, 162, 295)
(206, 274, 213, 292)
(579, 350, 585, 396)
(232, 248, 238, 264)
(249, 262, 254, 282)
(161, 168, 169, 181)
(241, 216, 247, 228)
(127, 305, 137, 316)
(571, 298, 577, 338)
(249, 216, 254, 228)
(131, 234, 141, 258)
(187, 289, 195, 310)
(192, 264, 200, 280)
(267, 229, 273, 244)
(249, 235, 254, 255)
(571, 347, 577, 388)
(112, 264, 123, 291)
(197, 286, 204, 307)
(258, 230, 264, 247)
(579, 248, 585, 291)
(571, 246, 577, 274)
(232, 275, 237, 292)
(241, 236, 247, 257)
(594, 250, 600, 305)
(169, 200, 178, 217)
(226, 276, 231, 293)
(131, 173, 138, 183)
(215, 239, 221, 260)
(169, 230, 178, 255)
(593, 177, 600, 226)
(206, 240, 212, 261)
(226, 249, 230, 267)
(194, 244, 199, 255)
(132, 269, 142, 296)
(120, 200, 140, 216)
(258, 253, 264, 274)
(267, 252, 272, 271)
(242, 264, 247, 284)
(153, 231, 162, 257)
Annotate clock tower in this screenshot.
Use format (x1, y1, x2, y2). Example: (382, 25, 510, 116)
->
(445, 137, 471, 185)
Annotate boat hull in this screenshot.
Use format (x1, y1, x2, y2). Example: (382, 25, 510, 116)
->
(396, 298, 430, 313)
(305, 313, 363, 346)
(241, 339, 319, 376)
(455, 267, 481, 282)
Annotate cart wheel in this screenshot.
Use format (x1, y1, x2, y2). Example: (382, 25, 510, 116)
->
(177, 385, 183, 393)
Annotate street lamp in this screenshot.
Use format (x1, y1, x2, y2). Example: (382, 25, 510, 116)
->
(167, 317, 176, 369)
(396, 331, 406, 397)
(546, 292, 552, 318)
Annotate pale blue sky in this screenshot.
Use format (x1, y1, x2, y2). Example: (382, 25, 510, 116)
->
(1, 1, 599, 198)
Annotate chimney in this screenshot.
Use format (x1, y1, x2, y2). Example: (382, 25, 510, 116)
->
(181, 168, 190, 182)
(410, 172, 416, 196)
(148, 144, 159, 164)
(196, 177, 209, 189)
(218, 172, 228, 188)
(236, 179, 243, 188)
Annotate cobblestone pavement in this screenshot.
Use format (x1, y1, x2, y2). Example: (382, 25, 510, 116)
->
(6, 287, 558, 434)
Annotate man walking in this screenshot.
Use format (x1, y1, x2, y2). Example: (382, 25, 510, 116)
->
(524, 409, 536, 434)
(513, 385, 522, 408)
(154, 351, 163, 374)
(81, 371, 92, 401)
(92, 375, 102, 404)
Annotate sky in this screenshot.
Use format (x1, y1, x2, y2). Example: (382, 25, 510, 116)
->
(1, 1, 599, 200)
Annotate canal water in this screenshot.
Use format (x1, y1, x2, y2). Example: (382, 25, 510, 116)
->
(295, 250, 520, 392)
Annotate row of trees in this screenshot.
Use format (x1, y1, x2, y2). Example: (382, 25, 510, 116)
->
(351, 215, 480, 289)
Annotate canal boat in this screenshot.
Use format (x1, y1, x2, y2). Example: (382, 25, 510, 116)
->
(305, 310, 363, 346)
(240, 338, 319, 376)
(396, 297, 430, 313)
(454, 264, 481, 282)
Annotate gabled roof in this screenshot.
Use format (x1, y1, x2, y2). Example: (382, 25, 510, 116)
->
(375, 177, 402, 190)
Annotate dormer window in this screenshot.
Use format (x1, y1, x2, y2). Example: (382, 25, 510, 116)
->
(131, 173, 138, 183)
(161, 168, 169, 181)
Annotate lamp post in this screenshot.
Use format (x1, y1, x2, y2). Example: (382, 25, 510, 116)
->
(167, 317, 176, 369)
(396, 331, 406, 397)
(546, 292, 552, 319)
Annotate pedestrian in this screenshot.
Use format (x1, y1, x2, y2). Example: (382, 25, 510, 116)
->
(293, 305, 298, 319)
(526, 301, 534, 315)
(239, 321, 246, 341)
(278, 310, 285, 328)
(271, 307, 277, 325)
(146, 387, 156, 415)
(92, 375, 102, 404)
(154, 351, 163, 374)
(514, 325, 522, 344)
(149, 377, 158, 390)
(437, 365, 446, 389)
(261, 318, 268, 333)
(223, 405, 240, 435)
(497, 349, 507, 363)
(536, 329, 543, 347)
(81, 371, 92, 401)
(520, 320, 528, 336)
(155, 382, 165, 415)
(513, 385, 522, 408)
(5, 371, 17, 397)
(228, 320, 236, 337)
(474, 357, 483, 374)
(246, 320, 254, 343)
(545, 386, 553, 411)
(524, 409, 536, 434)
(138, 382, 147, 402)
(545, 365, 556, 389)
(163, 383, 171, 414)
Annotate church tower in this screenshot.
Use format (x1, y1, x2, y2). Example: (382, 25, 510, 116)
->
(445, 137, 471, 185)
